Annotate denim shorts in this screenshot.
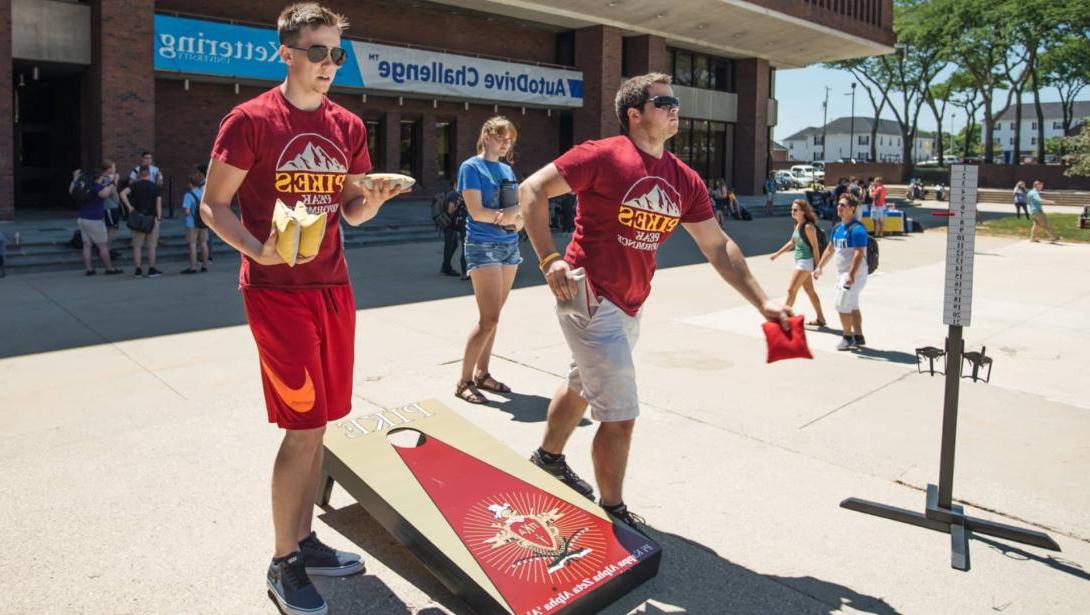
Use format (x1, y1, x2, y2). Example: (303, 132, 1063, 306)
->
(464, 240, 522, 273)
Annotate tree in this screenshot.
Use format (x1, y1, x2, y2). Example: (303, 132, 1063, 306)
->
(924, 79, 954, 166)
(953, 124, 982, 158)
(946, 71, 983, 159)
(1040, 36, 1090, 135)
(1062, 127, 1090, 177)
(930, 0, 1020, 164)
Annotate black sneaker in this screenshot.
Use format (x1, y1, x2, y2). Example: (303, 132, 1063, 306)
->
(147, 267, 162, 278)
(298, 531, 363, 577)
(85, 270, 96, 276)
(530, 449, 595, 500)
(267, 552, 327, 615)
(601, 501, 648, 534)
(853, 335, 866, 348)
(133, 268, 143, 277)
(180, 267, 198, 275)
(440, 267, 459, 277)
(200, 265, 208, 273)
(105, 269, 123, 275)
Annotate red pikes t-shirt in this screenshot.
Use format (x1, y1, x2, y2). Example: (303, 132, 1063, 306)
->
(554, 136, 713, 316)
(211, 87, 371, 289)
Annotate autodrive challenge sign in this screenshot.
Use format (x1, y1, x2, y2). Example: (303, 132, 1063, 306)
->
(153, 15, 583, 108)
(353, 41, 584, 108)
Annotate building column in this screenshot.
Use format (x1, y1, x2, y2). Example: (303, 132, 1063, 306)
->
(624, 34, 667, 76)
(573, 25, 623, 145)
(96, 0, 155, 168)
(383, 109, 401, 174)
(420, 110, 437, 193)
(0, 0, 13, 220)
(734, 58, 771, 195)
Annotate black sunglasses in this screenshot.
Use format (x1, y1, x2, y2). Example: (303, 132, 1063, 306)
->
(288, 45, 347, 66)
(648, 95, 680, 110)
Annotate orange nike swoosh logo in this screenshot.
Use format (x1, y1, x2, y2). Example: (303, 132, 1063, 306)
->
(261, 360, 316, 413)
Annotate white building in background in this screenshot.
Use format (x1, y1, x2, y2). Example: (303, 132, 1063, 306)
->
(783, 117, 933, 163)
(993, 101, 1090, 162)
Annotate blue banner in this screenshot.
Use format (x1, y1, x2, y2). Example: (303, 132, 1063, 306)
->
(154, 15, 363, 88)
(154, 15, 581, 107)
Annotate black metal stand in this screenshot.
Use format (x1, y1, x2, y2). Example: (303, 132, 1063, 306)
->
(841, 326, 1060, 571)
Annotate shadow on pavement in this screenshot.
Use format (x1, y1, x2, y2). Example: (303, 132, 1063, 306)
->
(973, 535, 1090, 582)
(319, 504, 901, 615)
(853, 347, 919, 365)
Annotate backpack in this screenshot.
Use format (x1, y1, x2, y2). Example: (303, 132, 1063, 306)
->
(432, 191, 456, 229)
(70, 173, 97, 206)
(738, 205, 753, 221)
(802, 221, 829, 259)
(847, 221, 879, 274)
(186, 190, 207, 229)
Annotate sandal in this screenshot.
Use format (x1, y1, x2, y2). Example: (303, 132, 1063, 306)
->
(806, 319, 827, 327)
(473, 372, 511, 393)
(455, 381, 487, 404)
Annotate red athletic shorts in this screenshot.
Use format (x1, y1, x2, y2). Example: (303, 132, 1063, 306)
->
(242, 285, 356, 430)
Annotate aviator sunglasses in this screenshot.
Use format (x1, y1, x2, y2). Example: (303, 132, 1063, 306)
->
(288, 44, 348, 66)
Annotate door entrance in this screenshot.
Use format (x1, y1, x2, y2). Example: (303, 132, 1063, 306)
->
(13, 62, 84, 210)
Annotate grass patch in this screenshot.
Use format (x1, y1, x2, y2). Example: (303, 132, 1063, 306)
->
(977, 213, 1090, 243)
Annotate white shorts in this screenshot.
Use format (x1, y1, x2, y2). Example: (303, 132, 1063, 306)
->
(556, 298, 641, 422)
(794, 258, 814, 272)
(870, 205, 885, 221)
(834, 272, 867, 313)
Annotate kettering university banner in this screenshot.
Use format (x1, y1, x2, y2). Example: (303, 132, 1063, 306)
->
(154, 15, 584, 108)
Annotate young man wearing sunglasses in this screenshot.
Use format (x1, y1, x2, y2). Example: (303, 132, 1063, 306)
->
(518, 72, 790, 529)
(200, 4, 407, 614)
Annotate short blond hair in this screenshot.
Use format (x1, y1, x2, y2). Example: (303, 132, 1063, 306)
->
(277, 3, 349, 47)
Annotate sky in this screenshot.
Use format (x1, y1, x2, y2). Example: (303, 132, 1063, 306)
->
(772, 65, 1073, 143)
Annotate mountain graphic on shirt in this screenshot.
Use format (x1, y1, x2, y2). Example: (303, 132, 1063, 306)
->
(278, 142, 348, 173)
(621, 178, 681, 217)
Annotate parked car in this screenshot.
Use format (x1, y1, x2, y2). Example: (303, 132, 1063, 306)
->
(773, 170, 801, 189)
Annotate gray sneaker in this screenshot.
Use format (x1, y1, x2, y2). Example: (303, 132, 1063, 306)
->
(267, 552, 327, 615)
(837, 336, 854, 351)
(298, 531, 363, 577)
(530, 449, 595, 500)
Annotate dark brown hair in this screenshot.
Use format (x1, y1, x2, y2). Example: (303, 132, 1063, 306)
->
(792, 198, 817, 227)
(614, 72, 672, 134)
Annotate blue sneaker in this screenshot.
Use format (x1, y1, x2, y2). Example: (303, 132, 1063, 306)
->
(299, 531, 364, 577)
(267, 552, 327, 615)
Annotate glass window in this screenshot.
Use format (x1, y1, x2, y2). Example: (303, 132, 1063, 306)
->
(693, 55, 710, 89)
(692, 120, 709, 178)
(1053, 121, 1063, 130)
(436, 122, 453, 179)
(1031, 122, 1037, 130)
(400, 120, 419, 177)
(674, 51, 693, 87)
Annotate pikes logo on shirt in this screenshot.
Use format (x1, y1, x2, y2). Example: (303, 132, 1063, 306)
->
(616, 176, 681, 251)
(274, 133, 349, 211)
(463, 492, 606, 583)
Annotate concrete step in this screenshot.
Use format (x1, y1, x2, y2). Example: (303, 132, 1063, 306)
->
(977, 188, 1089, 207)
(3, 223, 441, 274)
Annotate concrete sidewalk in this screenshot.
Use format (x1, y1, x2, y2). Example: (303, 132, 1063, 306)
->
(2, 217, 1088, 614)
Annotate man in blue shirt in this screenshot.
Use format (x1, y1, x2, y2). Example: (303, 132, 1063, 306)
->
(814, 193, 868, 350)
(1027, 180, 1060, 242)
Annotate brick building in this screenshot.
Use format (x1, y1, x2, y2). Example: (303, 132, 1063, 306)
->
(0, 0, 894, 220)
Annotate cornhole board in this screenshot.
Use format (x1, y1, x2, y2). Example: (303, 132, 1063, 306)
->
(317, 399, 662, 615)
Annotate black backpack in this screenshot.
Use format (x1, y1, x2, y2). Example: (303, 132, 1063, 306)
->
(432, 191, 456, 229)
(802, 221, 829, 259)
(847, 221, 879, 274)
(187, 190, 207, 228)
(70, 173, 97, 206)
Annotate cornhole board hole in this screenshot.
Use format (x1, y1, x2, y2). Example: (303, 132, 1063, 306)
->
(317, 399, 662, 615)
